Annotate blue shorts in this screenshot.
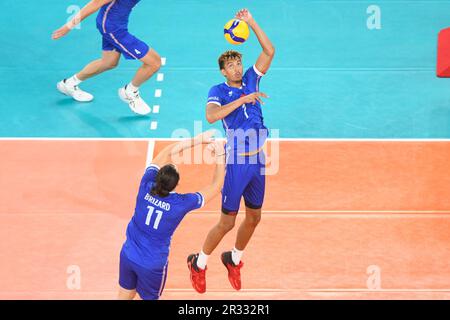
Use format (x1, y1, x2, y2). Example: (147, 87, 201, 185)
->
(119, 248, 168, 300)
(221, 152, 266, 214)
(98, 28, 150, 60)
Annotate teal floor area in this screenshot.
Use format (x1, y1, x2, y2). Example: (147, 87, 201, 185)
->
(1, 0, 450, 138)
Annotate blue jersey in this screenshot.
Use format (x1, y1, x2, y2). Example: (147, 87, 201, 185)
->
(207, 65, 268, 154)
(97, 0, 141, 32)
(123, 164, 204, 267)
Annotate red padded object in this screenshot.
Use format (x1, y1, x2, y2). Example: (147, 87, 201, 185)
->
(437, 27, 450, 77)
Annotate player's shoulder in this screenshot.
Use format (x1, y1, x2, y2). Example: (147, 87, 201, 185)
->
(179, 192, 204, 206)
(208, 83, 228, 104)
(209, 82, 227, 93)
(244, 65, 265, 77)
(145, 164, 160, 173)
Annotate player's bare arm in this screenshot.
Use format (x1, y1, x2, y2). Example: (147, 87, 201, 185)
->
(236, 9, 275, 74)
(152, 130, 216, 168)
(52, 0, 114, 40)
(206, 92, 268, 124)
(198, 141, 226, 203)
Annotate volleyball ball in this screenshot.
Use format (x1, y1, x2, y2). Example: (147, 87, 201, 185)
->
(224, 19, 250, 45)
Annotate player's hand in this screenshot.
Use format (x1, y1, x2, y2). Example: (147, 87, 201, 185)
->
(235, 8, 253, 23)
(207, 141, 226, 163)
(195, 129, 219, 145)
(241, 92, 268, 105)
(52, 25, 71, 40)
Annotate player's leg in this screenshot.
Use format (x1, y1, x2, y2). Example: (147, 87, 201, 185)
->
(187, 213, 237, 294)
(117, 286, 137, 300)
(118, 49, 161, 115)
(132, 49, 162, 87)
(114, 30, 161, 115)
(76, 50, 121, 80)
(222, 157, 266, 291)
(135, 262, 169, 300)
(202, 213, 237, 255)
(187, 162, 246, 293)
(56, 35, 121, 102)
(235, 206, 262, 252)
(235, 154, 266, 254)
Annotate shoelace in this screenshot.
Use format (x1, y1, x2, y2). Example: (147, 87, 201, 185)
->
(131, 90, 140, 100)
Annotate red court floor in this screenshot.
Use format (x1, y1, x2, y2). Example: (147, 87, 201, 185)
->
(0, 140, 449, 299)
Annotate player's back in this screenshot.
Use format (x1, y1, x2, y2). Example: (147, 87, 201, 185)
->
(122, 165, 204, 267)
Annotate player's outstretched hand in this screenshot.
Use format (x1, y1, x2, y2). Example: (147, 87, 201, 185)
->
(241, 92, 268, 105)
(52, 25, 71, 40)
(235, 8, 253, 23)
(195, 129, 220, 145)
(207, 141, 226, 163)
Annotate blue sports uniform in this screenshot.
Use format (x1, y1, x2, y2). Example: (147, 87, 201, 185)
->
(207, 65, 268, 215)
(119, 164, 204, 300)
(96, 0, 150, 60)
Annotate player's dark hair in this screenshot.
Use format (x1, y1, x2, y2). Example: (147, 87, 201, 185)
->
(151, 164, 180, 197)
(218, 50, 242, 70)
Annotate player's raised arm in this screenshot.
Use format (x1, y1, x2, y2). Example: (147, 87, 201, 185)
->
(151, 130, 216, 168)
(236, 9, 275, 74)
(198, 141, 226, 204)
(52, 0, 114, 40)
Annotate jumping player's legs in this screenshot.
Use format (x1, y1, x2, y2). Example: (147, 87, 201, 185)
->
(188, 212, 237, 294)
(187, 161, 248, 293)
(235, 159, 265, 251)
(235, 207, 262, 251)
(202, 213, 237, 255)
(201, 161, 249, 255)
(221, 156, 265, 290)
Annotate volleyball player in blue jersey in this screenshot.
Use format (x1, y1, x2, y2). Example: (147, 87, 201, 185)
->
(117, 131, 225, 300)
(188, 9, 275, 293)
(52, 0, 161, 115)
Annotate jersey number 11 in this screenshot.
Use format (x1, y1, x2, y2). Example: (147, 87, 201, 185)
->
(145, 206, 163, 230)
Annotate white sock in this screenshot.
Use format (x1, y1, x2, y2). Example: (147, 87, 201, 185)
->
(65, 75, 81, 87)
(126, 82, 139, 93)
(231, 247, 243, 265)
(196, 250, 209, 270)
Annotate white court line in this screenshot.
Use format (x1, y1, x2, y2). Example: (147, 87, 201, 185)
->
(150, 121, 158, 130)
(156, 73, 164, 82)
(0, 138, 449, 142)
(152, 105, 160, 114)
(145, 140, 155, 167)
(154, 89, 162, 98)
